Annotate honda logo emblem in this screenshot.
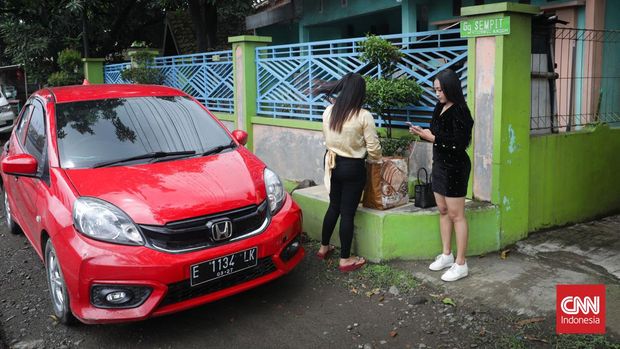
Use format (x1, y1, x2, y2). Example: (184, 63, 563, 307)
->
(207, 219, 233, 241)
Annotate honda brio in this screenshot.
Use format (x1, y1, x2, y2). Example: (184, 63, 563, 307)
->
(0, 84, 304, 324)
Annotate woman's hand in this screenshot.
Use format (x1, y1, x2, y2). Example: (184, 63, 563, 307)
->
(408, 124, 435, 142)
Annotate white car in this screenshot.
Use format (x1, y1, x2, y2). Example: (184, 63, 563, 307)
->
(0, 89, 16, 133)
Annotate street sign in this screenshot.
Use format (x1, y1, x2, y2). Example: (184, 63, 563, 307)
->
(460, 16, 511, 38)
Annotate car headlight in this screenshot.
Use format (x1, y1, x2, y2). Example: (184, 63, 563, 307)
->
(0, 105, 11, 113)
(264, 168, 285, 215)
(73, 197, 144, 245)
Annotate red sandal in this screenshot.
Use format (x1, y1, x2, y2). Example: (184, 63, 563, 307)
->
(338, 257, 366, 272)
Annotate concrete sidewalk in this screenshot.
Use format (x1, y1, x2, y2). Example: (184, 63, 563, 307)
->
(398, 214, 620, 336)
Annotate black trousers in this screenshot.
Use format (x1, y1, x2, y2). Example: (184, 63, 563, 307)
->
(321, 156, 366, 259)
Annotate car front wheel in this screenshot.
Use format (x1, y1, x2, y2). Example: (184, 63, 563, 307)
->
(45, 240, 77, 325)
(2, 187, 21, 235)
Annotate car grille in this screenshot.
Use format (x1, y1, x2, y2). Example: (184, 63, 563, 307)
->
(139, 200, 269, 253)
(159, 257, 277, 306)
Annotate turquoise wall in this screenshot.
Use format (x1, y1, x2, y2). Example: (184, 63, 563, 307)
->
(256, 23, 299, 45)
(260, 0, 584, 43)
(300, 0, 399, 27)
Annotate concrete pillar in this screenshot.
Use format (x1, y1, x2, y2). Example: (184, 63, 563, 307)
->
(401, 0, 417, 34)
(228, 35, 272, 152)
(81, 58, 105, 84)
(461, 2, 539, 246)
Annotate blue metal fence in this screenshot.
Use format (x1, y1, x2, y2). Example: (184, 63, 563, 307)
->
(104, 51, 234, 114)
(255, 29, 467, 127)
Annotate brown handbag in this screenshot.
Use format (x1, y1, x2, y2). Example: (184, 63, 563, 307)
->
(362, 157, 409, 210)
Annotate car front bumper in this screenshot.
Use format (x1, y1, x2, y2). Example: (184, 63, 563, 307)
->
(54, 195, 304, 324)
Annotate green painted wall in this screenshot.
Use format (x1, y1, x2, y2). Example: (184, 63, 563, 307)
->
(294, 186, 501, 261)
(493, 12, 532, 246)
(529, 125, 620, 231)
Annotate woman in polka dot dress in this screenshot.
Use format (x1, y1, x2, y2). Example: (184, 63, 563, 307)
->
(409, 69, 474, 282)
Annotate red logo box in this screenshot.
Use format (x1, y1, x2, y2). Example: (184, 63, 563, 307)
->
(556, 284, 606, 334)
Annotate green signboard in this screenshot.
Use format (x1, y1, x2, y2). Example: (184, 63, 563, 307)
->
(460, 16, 511, 37)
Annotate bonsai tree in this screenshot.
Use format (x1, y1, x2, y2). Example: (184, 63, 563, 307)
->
(47, 49, 83, 86)
(359, 35, 423, 156)
(121, 41, 164, 85)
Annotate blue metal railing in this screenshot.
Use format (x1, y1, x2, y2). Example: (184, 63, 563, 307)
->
(255, 29, 468, 127)
(103, 51, 234, 114)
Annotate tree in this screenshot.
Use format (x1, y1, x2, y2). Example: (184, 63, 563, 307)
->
(160, 0, 253, 52)
(359, 35, 422, 156)
(0, 0, 169, 84)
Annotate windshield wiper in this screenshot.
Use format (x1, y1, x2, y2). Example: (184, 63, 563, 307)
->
(92, 151, 196, 168)
(199, 141, 237, 157)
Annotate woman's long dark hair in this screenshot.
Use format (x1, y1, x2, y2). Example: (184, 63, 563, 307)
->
(435, 69, 467, 106)
(315, 73, 366, 133)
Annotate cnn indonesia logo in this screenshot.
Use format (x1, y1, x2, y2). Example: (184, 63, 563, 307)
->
(556, 284, 606, 334)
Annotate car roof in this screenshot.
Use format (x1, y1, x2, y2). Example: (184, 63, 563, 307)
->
(42, 84, 186, 104)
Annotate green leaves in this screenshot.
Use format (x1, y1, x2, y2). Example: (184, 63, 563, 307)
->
(47, 49, 83, 86)
(358, 34, 403, 76)
(365, 77, 423, 112)
(359, 34, 423, 146)
(379, 136, 415, 157)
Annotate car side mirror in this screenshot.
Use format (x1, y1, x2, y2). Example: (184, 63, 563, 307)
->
(232, 130, 248, 146)
(1, 154, 38, 177)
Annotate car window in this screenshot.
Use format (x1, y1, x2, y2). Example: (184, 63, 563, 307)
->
(15, 104, 33, 145)
(24, 101, 46, 163)
(55, 96, 232, 168)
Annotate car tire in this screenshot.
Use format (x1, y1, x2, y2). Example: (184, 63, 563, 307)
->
(2, 187, 21, 235)
(45, 240, 77, 325)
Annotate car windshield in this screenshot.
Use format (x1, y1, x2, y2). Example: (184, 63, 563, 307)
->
(55, 96, 232, 169)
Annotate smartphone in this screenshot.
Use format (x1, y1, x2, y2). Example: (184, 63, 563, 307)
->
(406, 122, 421, 130)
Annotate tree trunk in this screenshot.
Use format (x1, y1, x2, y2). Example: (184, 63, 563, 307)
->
(189, 0, 218, 52)
(82, 10, 89, 58)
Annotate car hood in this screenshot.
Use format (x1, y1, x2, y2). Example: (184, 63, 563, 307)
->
(64, 149, 267, 225)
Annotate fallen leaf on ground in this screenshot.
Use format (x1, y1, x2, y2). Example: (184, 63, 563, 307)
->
(389, 330, 398, 337)
(516, 317, 545, 327)
(500, 249, 511, 259)
(442, 297, 456, 306)
(524, 335, 548, 343)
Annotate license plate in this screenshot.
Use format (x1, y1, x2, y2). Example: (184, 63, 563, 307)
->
(190, 247, 258, 287)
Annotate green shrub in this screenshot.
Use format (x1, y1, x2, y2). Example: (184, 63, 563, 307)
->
(359, 35, 423, 154)
(122, 43, 162, 84)
(58, 48, 82, 74)
(121, 67, 164, 85)
(47, 48, 83, 86)
(359, 34, 403, 75)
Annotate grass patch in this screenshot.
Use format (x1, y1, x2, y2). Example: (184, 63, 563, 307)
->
(553, 334, 620, 349)
(352, 264, 418, 293)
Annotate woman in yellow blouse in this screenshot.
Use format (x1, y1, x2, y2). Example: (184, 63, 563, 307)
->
(316, 73, 382, 272)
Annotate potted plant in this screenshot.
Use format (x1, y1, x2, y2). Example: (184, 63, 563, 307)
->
(358, 34, 423, 209)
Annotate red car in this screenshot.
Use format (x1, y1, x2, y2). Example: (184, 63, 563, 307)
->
(1, 84, 304, 324)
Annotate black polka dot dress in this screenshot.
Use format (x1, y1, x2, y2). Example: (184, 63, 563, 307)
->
(429, 102, 474, 198)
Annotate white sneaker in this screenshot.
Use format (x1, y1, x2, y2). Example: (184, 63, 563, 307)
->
(429, 253, 454, 271)
(441, 262, 468, 282)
